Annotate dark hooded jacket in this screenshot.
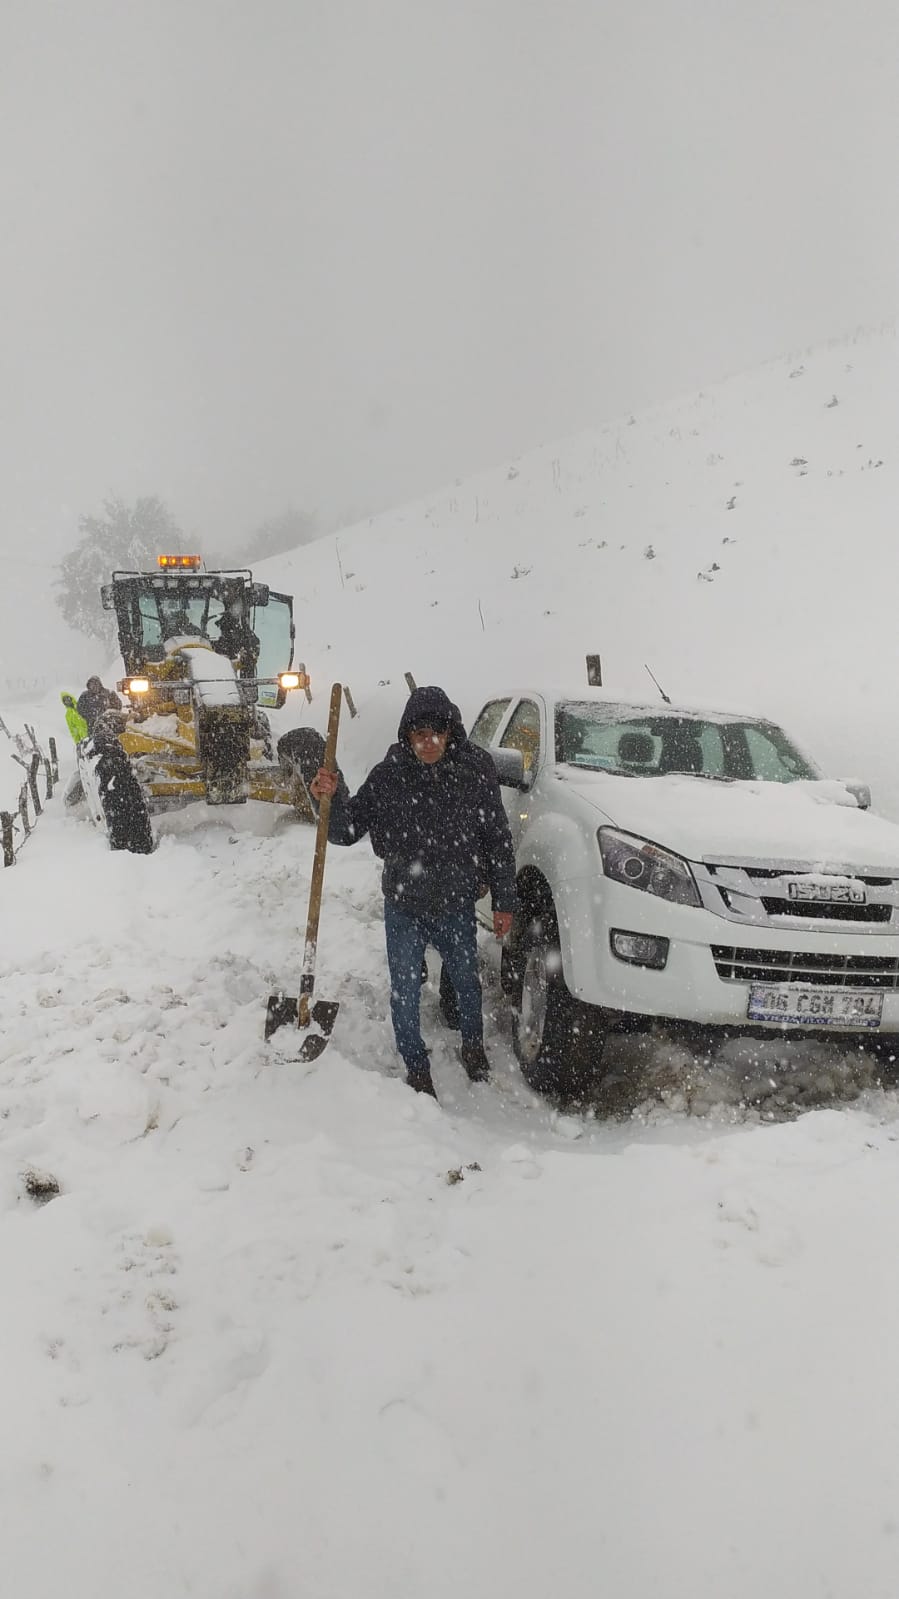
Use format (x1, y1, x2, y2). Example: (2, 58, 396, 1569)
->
(213, 610, 260, 673)
(77, 681, 121, 735)
(327, 686, 517, 918)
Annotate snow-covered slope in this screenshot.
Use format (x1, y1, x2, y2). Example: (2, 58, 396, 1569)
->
(6, 328, 899, 1599)
(261, 324, 899, 810)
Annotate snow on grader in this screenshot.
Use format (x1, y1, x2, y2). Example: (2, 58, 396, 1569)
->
(71, 555, 316, 852)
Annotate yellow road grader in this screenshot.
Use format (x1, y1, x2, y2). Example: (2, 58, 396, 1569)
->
(71, 555, 315, 852)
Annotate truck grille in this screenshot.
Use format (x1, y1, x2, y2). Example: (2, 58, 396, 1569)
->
(743, 867, 893, 887)
(697, 860, 899, 935)
(758, 898, 891, 924)
(712, 945, 899, 989)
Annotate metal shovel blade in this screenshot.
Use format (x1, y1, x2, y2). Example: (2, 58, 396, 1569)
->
(265, 992, 340, 1060)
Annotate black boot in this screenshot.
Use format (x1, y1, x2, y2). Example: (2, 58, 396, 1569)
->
(406, 1060, 438, 1099)
(459, 1041, 490, 1083)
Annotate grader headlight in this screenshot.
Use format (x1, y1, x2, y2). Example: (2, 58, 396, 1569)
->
(279, 671, 307, 691)
(127, 677, 151, 695)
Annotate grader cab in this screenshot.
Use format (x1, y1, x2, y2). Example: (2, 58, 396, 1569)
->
(74, 556, 315, 852)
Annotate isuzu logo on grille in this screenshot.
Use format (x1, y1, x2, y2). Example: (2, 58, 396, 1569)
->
(785, 879, 867, 905)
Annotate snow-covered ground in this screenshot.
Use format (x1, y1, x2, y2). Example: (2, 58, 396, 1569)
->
(9, 793, 899, 1599)
(5, 326, 899, 1597)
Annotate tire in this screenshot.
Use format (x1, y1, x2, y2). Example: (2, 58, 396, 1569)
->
(510, 902, 601, 1100)
(277, 727, 325, 786)
(277, 727, 351, 823)
(276, 728, 328, 822)
(93, 744, 154, 854)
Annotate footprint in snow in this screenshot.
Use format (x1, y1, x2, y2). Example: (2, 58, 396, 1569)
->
(109, 1225, 180, 1360)
(716, 1190, 801, 1268)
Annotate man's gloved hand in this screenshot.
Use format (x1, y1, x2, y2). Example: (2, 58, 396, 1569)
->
(493, 911, 513, 939)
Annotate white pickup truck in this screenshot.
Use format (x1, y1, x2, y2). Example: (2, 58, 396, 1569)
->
(469, 687, 899, 1097)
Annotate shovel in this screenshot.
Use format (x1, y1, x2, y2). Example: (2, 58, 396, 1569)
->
(265, 681, 342, 1059)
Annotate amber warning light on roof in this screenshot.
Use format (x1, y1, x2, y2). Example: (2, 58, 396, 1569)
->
(157, 554, 202, 569)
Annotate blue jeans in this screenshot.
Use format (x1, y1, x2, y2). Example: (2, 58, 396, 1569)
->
(383, 898, 483, 1068)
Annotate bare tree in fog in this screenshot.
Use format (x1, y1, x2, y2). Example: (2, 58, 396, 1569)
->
(56, 496, 182, 644)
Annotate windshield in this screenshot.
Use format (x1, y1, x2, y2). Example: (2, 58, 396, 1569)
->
(111, 573, 267, 675)
(555, 703, 819, 783)
(138, 592, 224, 647)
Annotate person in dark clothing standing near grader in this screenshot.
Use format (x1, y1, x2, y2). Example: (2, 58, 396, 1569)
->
(77, 676, 122, 735)
(310, 686, 517, 1100)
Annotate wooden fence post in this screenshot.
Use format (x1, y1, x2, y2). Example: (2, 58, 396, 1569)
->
(342, 686, 358, 719)
(28, 754, 42, 816)
(404, 672, 417, 694)
(2, 727, 56, 865)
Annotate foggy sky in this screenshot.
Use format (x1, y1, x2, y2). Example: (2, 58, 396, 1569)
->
(2, 0, 898, 561)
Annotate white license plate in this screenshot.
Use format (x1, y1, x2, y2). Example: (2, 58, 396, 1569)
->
(747, 984, 884, 1028)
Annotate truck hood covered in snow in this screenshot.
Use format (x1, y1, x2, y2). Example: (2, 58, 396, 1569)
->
(560, 770, 899, 870)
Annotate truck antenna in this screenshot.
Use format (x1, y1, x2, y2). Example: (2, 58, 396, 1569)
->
(644, 663, 671, 705)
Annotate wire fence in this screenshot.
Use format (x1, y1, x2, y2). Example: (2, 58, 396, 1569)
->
(0, 723, 58, 868)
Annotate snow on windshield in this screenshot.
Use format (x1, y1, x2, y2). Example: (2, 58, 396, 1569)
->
(555, 702, 819, 782)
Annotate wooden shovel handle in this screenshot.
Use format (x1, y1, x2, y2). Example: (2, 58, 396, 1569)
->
(298, 681, 342, 1025)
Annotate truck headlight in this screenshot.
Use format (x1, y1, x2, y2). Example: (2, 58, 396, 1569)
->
(598, 827, 700, 908)
(610, 930, 670, 969)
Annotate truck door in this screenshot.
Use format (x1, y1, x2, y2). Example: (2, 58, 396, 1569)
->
(498, 698, 542, 850)
(253, 591, 295, 709)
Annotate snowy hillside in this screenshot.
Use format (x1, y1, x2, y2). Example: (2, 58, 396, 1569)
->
(6, 326, 899, 1599)
(262, 323, 899, 810)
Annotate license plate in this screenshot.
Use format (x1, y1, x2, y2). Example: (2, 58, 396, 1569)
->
(747, 984, 884, 1028)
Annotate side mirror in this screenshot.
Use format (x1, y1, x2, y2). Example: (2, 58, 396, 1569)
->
(492, 747, 531, 790)
(100, 585, 115, 610)
(844, 779, 872, 811)
(250, 583, 270, 607)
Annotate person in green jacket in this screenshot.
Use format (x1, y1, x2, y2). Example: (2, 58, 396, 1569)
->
(60, 691, 89, 743)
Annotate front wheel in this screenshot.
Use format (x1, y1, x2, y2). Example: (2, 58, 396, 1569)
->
(84, 740, 154, 853)
(510, 905, 602, 1100)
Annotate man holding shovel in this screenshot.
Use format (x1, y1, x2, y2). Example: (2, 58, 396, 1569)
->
(310, 685, 517, 1100)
